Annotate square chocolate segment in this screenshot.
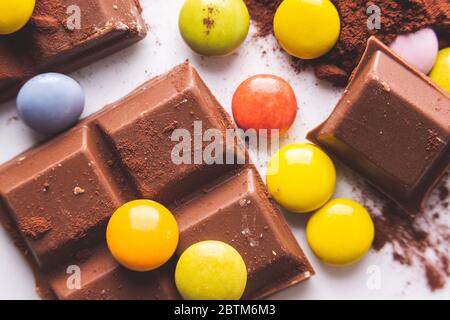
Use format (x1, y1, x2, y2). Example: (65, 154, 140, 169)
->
(96, 64, 240, 203)
(308, 37, 450, 213)
(0, 127, 123, 270)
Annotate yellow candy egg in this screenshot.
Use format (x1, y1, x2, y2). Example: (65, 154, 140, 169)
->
(273, 0, 341, 59)
(429, 47, 450, 94)
(307, 199, 374, 265)
(0, 0, 36, 35)
(106, 200, 179, 272)
(267, 143, 336, 213)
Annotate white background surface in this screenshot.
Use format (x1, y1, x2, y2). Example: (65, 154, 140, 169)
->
(0, 0, 448, 300)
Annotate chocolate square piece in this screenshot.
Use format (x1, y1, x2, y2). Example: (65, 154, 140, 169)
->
(308, 37, 450, 213)
(0, 127, 123, 269)
(96, 66, 238, 202)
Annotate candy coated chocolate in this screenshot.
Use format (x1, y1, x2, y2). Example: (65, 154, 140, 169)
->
(17, 73, 85, 134)
(389, 28, 438, 74)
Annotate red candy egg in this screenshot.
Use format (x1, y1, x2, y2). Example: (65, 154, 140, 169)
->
(232, 75, 297, 135)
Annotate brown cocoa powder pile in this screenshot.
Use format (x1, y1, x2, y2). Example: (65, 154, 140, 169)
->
(244, 0, 450, 85)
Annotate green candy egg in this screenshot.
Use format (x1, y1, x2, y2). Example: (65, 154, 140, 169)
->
(178, 0, 250, 56)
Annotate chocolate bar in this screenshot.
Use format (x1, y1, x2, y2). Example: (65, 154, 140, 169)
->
(0, 62, 313, 299)
(308, 37, 450, 213)
(0, 0, 147, 102)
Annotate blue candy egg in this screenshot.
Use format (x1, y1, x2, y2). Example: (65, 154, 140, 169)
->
(17, 73, 85, 135)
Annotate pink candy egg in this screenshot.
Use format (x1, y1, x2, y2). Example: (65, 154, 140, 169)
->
(389, 28, 438, 74)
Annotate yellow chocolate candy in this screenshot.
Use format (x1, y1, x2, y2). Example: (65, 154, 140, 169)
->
(267, 143, 336, 213)
(307, 199, 374, 265)
(106, 200, 179, 272)
(175, 241, 247, 300)
(0, 0, 36, 35)
(273, 0, 340, 59)
(429, 47, 450, 94)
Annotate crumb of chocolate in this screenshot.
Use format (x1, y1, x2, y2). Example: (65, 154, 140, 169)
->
(426, 129, 442, 151)
(20, 217, 52, 239)
(381, 81, 391, 92)
(314, 64, 349, 86)
(73, 186, 85, 195)
(425, 262, 446, 291)
(42, 182, 50, 192)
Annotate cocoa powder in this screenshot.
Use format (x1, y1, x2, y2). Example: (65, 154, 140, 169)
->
(354, 171, 450, 291)
(19, 216, 52, 240)
(245, 0, 450, 85)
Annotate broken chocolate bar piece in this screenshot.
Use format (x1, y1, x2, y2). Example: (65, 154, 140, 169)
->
(308, 37, 450, 213)
(0, 62, 313, 299)
(48, 168, 312, 300)
(0, 0, 147, 102)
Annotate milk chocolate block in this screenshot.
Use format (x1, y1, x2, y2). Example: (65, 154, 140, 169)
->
(49, 168, 313, 300)
(308, 37, 450, 213)
(0, 0, 147, 102)
(0, 62, 313, 299)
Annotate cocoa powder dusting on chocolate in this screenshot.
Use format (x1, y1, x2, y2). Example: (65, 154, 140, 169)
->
(20, 216, 52, 239)
(426, 129, 442, 151)
(244, 0, 450, 85)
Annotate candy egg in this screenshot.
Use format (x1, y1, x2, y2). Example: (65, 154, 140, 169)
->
(267, 143, 336, 213)
(0, 0, 35, 34)
(232, 75, 298, 135)
(273, 0, 340, 59)
(106, 200, 179, 272)
(306, 199, 374, 265)
(429, 47, 450, 94)
(179, 0, 250, 56)
(175, 241, 247, 300)
(389, 28, 439, 74)
(17, 73, 85, 135)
